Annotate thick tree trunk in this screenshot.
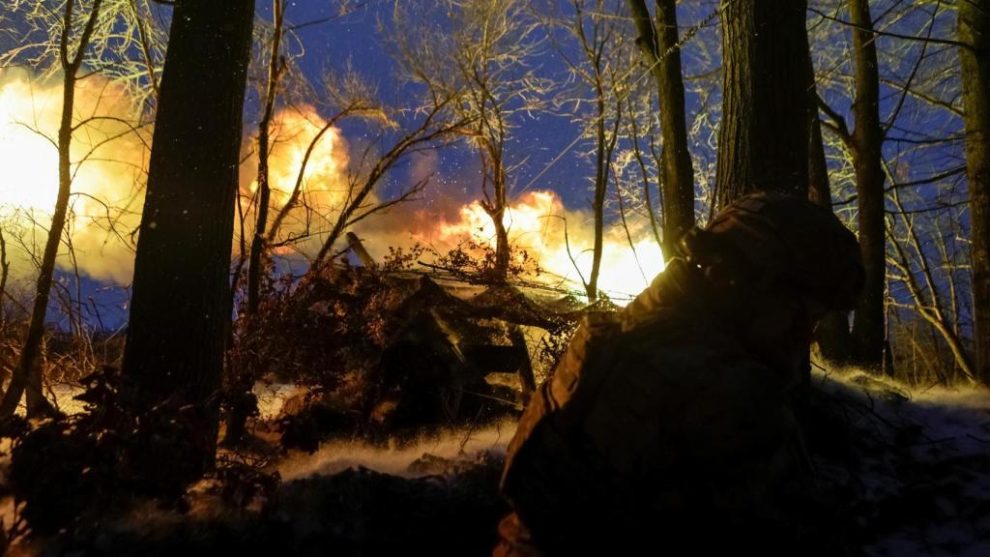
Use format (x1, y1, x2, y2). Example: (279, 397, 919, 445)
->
(715, 0, 810, 210)
(807, 51, 853, 365)
(627, 0, 695, 257)
(122, 0, 255, 475)
(847, 0, 886, 370)
(715, 0, 814, 396)
(959, 0, 990, 385)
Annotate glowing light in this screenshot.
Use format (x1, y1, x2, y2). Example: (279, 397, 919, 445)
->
(0, 68, 148, 285)
(0, 68, 662, 301)
(261, 105, 348, 209)
(239, 105, 350, 259)
(0, 76, 60, 215)
(431, 190, 664, 304)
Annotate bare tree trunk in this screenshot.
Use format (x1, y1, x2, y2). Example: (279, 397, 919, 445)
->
(887, 192, 976, 382)
(122, 0, 255, 477)
(233, 0, 281, 442)
(847, 0, 886, 371)
(586, 86, 621, 301)
(0, 227, 8, 329)
(960, 0, 990, 385)
(0, 0, 105, 418)
(482, 150, 511, 283)
(627, 0, 695, 258)
(247, 0, 284, 316)
(807, 51, 852, 365)
(586, 89, 608, 303)
(222, 190, 250, 446)
(554, 1, 623, 299)
(489, 204, 511, 283)
(715, 0, 810, 210)
(494, 165, 510, 283)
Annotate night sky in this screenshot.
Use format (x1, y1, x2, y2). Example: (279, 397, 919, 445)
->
(285, 2, 591, 206)
(5, 1, 968, 330)
(255, 0, 972, 339)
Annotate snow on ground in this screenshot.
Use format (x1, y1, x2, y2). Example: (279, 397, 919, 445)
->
(253, 382, 309, 420)
(276, 420, 517, 480)
(12, 367, 990, 556)
(810, 369, 990, 557)
(264, 367, 990, 555)
(36, 381, 516, 480)
(45, 383, 87, 416)
(40, 381, 304, 419)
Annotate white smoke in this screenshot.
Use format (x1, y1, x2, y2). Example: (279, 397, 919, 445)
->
(0, 67, 664, 304)
(0, 67, 149, 285)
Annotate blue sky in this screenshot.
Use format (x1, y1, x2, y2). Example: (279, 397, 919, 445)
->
(2, 0, 970, 332)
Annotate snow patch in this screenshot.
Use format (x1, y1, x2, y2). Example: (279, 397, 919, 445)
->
(276, 420, 517, 481)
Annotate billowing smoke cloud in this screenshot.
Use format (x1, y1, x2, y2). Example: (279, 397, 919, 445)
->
(353, 190, 665, 302)
(233, 102, 666, 301)
(237, 103, 351, 259)
(0, 71, 356, 288)
(1, 68, 663, 304)
(0, 67, 148, 286)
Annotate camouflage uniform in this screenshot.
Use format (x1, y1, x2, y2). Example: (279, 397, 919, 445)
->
(495, 193, 863, 556)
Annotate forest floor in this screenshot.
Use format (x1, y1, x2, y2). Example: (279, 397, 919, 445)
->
(807, 370, 990, 557)
(1, 368, 989, 556)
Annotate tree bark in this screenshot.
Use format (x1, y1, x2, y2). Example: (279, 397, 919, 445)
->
(122, 0, 255, 475)
(715, 0, 810, 210)
(627, 0, 695, 258)
(959, 0, 990, 385)
(847, 0, 886, 370)
(482, 145, 511, 283)
(714, 0, 814, 397)
(489, 202, 511, 283)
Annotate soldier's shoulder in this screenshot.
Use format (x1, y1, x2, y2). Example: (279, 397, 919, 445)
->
(580, 310, 623, 334)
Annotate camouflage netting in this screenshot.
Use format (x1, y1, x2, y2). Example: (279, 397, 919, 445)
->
(229, 263, 588, 449)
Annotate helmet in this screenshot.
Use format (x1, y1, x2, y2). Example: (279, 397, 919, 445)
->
(678, 192, 864, 311)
